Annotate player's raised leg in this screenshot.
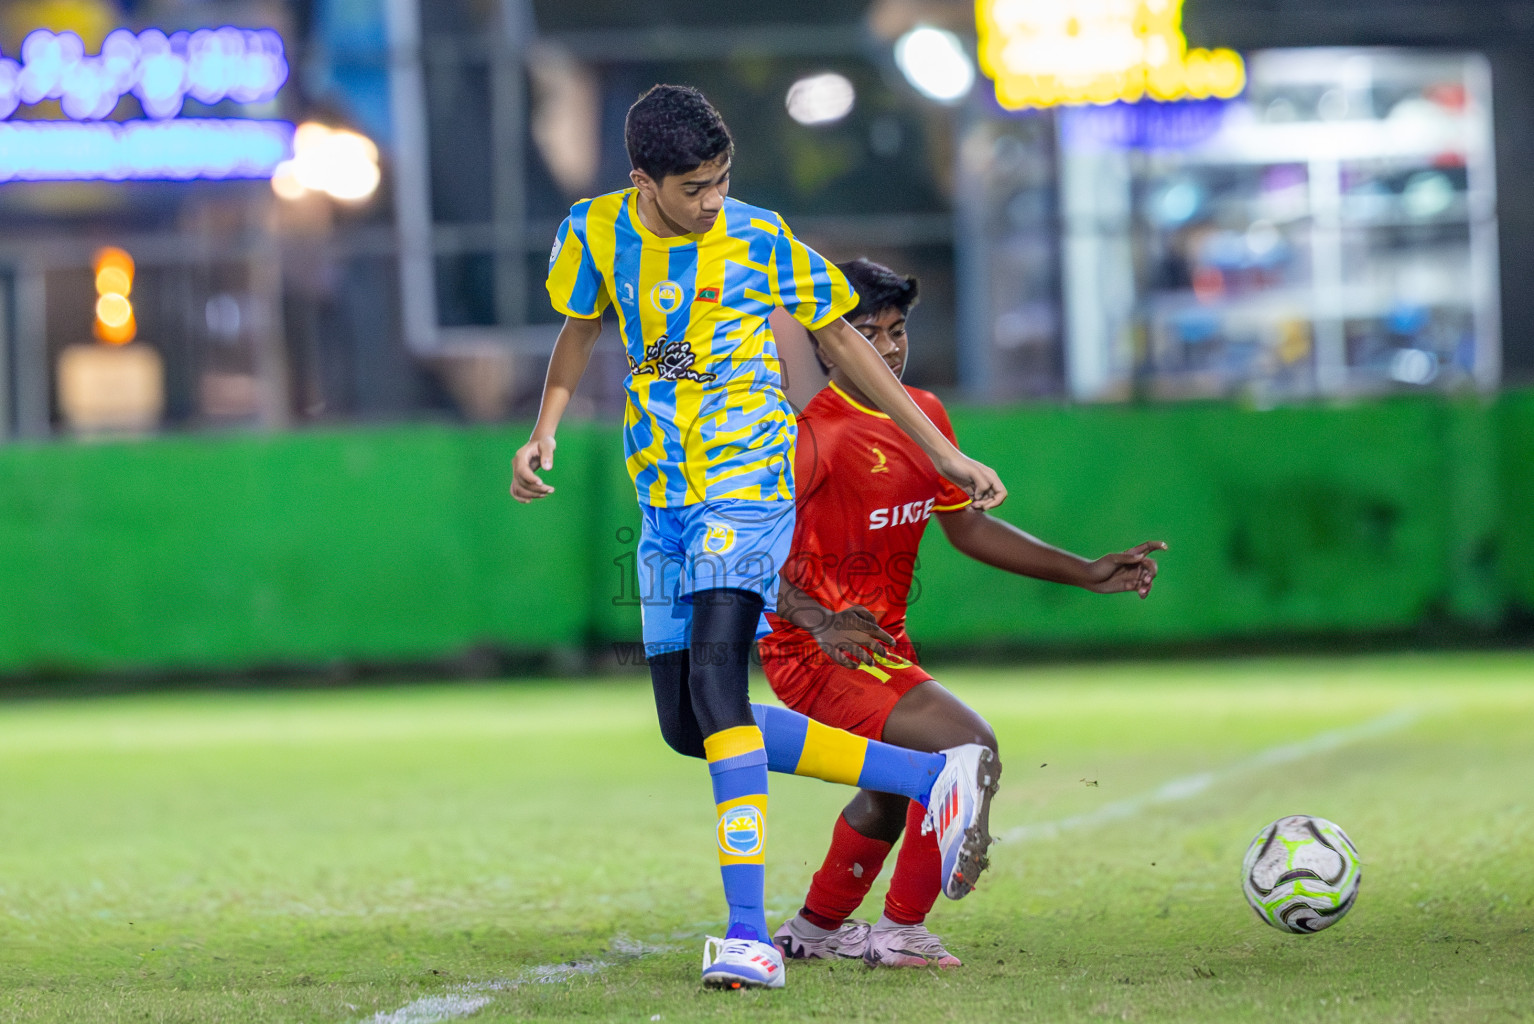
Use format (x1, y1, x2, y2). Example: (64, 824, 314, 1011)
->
(757, 700, 996, 905)
(751, 702, 950, 803)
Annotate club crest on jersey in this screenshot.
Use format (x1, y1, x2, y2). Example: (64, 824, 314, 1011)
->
(548, 237, 562, 265)
(870, 446, 890, 473)
(717, 804, 764, 857)
(703, 524, 735, 554)
(696, 286, 720, 304)
(629, 335, 717, 384)
(650, 280, 684, 314)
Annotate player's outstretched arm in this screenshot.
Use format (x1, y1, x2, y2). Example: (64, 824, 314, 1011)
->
(810, 317, 1006, 511)
(776, 580, 895, 668)
(937, 508, 1167, 599)
(510, 315, 603, 504)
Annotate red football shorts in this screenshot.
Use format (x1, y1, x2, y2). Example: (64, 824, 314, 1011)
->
(760, 631, 933, 741)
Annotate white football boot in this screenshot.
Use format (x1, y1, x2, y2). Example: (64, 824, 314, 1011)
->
(924, 743, 1000, 899)
(863, 921, 963, 968)
(772, 916, 871, 960)
(701, 935, 786, 989)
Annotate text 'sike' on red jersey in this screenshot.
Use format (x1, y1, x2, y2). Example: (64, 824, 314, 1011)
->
(762, 381, 972, 654)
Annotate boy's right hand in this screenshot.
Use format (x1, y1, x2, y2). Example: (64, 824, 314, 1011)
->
(510, 436, 557, 503)
(933, 451, 1007, 511)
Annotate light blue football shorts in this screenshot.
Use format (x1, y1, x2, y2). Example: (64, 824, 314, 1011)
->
(637, 498, 794, 658)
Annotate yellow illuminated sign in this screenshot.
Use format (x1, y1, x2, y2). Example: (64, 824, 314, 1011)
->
(976, 0, 1246, 109)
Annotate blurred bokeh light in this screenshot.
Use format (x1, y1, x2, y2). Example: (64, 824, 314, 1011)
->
(271, 121, 381, 202)
(894, 26, 975, 103)
(785, 72, 856, 125)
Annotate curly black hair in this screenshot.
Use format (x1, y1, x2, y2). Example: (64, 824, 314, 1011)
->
(624, 84, 734, 181)
(807, 258, 921, 374)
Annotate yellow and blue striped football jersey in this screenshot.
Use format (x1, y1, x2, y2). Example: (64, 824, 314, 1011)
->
(546, 188, 857, 507)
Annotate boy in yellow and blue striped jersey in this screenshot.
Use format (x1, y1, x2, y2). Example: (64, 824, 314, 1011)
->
(512, 85, 1007, 990)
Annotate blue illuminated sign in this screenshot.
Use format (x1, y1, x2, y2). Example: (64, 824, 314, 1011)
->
(0, 27, 288, 121)
(0, 119, 294, 183)
(0, 26, 292, 183)
(1060, 99, 1229, 152)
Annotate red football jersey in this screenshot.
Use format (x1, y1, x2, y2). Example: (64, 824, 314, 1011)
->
(763, 381, 972, 645)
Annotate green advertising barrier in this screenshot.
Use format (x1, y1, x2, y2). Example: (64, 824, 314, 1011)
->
(1497, 391, 1534, 617)
(0, 425, 602, 673)
(0, 394, 1528, 677)
(908, 398, 1497, 650)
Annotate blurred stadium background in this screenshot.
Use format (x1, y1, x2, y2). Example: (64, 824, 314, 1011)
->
(4, 4, 1534, 1022)
(0, 0, 1530, 679)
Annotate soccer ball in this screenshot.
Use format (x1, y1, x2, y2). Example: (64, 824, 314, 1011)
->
(1241, 815, 1361, 933)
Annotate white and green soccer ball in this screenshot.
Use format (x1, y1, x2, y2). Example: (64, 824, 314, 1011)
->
(1241, 815, 1361, 933)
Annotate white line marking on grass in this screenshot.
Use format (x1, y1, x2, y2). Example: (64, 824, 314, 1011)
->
(370, 993, 495, 1024)
(364, 936, 673, 1024)
(999, 707, 1419, 844)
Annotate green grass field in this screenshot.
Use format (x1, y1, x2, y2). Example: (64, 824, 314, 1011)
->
(2, 653, 1531, 1023)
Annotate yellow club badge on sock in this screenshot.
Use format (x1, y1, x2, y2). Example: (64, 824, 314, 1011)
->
(716, 799, 766, 860)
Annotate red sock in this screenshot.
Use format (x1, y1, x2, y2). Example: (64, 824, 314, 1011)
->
(884, 800, 941, 926)
(801, 813, 893, 930)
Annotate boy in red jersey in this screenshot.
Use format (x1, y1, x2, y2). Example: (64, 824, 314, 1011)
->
(760, 259, 1166, 968)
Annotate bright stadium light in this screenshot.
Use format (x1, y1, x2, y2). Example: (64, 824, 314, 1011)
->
(785, 72, 855, 126)
(894, 27, 975, 103)
(272, 122, 381, 202)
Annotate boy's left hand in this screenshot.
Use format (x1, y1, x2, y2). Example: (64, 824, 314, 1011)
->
(1083, 541, 1167, 598)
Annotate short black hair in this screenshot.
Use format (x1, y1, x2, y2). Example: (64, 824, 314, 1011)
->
(808, 258, 921, 374)
(625, 84, 734, 181)
(841, 258, 920, 322)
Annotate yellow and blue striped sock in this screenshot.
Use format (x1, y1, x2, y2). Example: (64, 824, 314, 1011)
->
(750, 704, 945, 805)
(704, 725, 770, 943)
